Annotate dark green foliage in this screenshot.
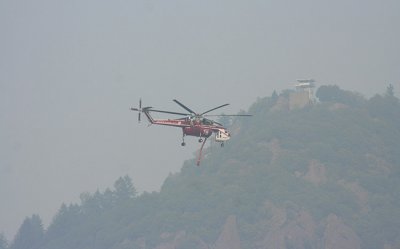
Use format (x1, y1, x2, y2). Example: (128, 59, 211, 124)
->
(386, 84, 395, 97)
(0, 233, 8, 249)
(368, 92, 400, 127)
(9, 215, 44, 249)
(316, 85, 365, 107)
(11, 86, 400, 249)
(114, 175, 137, 200)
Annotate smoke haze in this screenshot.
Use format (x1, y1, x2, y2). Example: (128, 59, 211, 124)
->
(1, 0, 399, 240)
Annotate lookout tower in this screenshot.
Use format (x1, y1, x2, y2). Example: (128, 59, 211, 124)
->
(289, 79, 316, 109)
(295, 79, 316, 102)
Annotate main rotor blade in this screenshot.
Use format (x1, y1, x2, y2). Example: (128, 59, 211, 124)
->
(148, 109, 188, 116)
(173, 99, 196, 114)
(201, 104, 230, 115)
(204, 114, 253, 117)
(213, 121, 224, 126)
(203, 117, 224, 126)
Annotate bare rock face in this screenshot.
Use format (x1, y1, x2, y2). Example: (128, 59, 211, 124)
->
(338, 180, 370, 214)
(365, 153, 392, 175)
(152, 216, 242, 249)
(153, 231, 187, 249)
(268, 139, 283, 163)
(323, 214, 361, 249)
(149, 205, 363, 249)
(303, 160, 328, 186)
(271, 96, 290, 111)
(257, 204, 317, 249)
(214, 215, 241, 249)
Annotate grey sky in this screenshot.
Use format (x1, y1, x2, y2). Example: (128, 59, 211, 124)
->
(1, 0, 399, 240)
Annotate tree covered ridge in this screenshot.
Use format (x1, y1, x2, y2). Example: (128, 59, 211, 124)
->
(5, 85, 400, 249)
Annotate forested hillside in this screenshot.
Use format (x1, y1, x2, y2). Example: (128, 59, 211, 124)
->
(6, 85, 400, 249)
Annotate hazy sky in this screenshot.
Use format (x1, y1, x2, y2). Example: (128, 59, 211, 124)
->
(1, 0, 399, 240)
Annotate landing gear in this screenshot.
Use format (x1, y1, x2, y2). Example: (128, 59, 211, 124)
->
(181, 133, 186, 146)
(198, 138, 203, 143)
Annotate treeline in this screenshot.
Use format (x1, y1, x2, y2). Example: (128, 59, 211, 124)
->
(5, 176, 141, 249)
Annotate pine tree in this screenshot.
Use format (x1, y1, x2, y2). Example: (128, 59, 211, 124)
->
(113, 175, 137, 202)
(9, 215, 44, 249)
(0, 233, 8, 249)
(386, 84, 395, 97)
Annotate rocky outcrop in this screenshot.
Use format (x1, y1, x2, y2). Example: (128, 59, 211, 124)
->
(302, 160, 328, 185)
(215, 215, 241, 249)
(258, 207, 317, 249)
(151, 230, 208, 249)
(338, 180, 369, 213)
(148, 206, 362, 249)
(365, 153, 392, 175)
(323, 214, 361, 249)
(253, 201, 363, 249)
(268, 139, 283, 163)
(271, 96, 290, 111)
(151, 216, 242, 249)
(153, 231, 187, 249)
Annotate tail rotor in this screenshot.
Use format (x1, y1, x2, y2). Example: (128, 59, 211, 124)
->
(131, 98, 143, 123)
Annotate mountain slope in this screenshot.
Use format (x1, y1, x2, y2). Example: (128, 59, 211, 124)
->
(9, 86, 400, 249)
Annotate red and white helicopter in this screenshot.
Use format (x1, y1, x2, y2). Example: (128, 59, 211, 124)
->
(131, 99, 251, 165)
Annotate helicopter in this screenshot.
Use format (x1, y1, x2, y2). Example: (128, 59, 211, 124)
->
(131, 99, 251, 165)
